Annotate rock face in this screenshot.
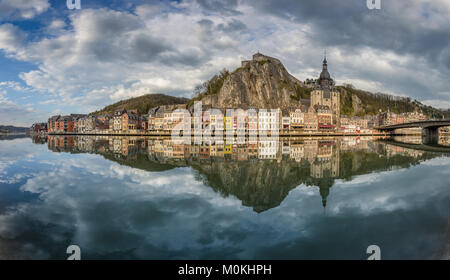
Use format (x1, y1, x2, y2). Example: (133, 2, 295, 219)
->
(202, 53, 304, 109)
(352, 94, 363, 115)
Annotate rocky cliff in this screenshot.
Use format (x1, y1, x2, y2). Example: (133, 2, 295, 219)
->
(201, 53, 305, 109)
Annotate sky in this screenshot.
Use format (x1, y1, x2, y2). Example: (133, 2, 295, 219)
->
(0, 0, 450, 126)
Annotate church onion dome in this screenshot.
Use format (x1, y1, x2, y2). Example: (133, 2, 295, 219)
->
(320, 68, 331, 80)
(317, 53, 334, 88)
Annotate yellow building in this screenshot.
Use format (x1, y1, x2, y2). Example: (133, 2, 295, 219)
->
(224, 143, 232, 155)
(224, 115, 233, 131)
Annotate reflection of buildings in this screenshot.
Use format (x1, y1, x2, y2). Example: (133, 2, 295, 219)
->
(258, 140, 278, 159)
(42, 135, 438, 212)
(439, 135, 450, 147)
(311, 140, 340, 179)
(290, 143, 304, 162)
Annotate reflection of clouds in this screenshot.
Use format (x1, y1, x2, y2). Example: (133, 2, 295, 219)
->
(336, 173, 382, 187)
(0, 172, 35, 184)
(0, 138, 45, 184)
(0, 138, 36, 161)
(329, 161, 449, 216)
(421, 157, 450, 166)
(421, 157, 450, 176)
(2, 153, 251, 259)
(0, 141, 449, 259)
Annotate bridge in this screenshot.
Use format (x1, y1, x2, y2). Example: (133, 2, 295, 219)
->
(379, 139, 450, 154)
(375, 119, 450, 144)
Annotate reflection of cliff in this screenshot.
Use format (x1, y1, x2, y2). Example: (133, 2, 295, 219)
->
(102, 152, 176, 172)
(339, 148, 437, 181)
(41, 136, 444, 213)
(191, 160, 311, 213)
(190, 150, 437, 212)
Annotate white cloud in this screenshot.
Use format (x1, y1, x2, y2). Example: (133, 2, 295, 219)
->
(0, 24, 26, 54)
(0, 0, 449, 125)
(0, 5, 248, 112)
(0, 81, 34, 92)
(0, 0, 50, 20)
(422, 99, 450, 110)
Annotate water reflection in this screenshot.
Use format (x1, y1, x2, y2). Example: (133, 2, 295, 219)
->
(0, 135, 448, 260)
(41, 135, 445, 212)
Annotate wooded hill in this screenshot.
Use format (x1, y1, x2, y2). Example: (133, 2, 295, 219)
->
(91, 94, 189, 115)
(337, 85, 449, 118)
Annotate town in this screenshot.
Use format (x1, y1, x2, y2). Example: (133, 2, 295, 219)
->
(30, 106, 437, 136)
(31, 54, 446, 137)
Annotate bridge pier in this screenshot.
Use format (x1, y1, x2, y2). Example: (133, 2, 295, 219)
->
(422, 127, 439, 145)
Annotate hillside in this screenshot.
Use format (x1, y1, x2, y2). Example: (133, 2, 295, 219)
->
(0, 125, 29, 134)
(90, 54, 448, 118)
(91, 94, 189, 115)
(195, 53, 307, 109)
(191, 53, 448, 118)
(338, 85, 449, 118)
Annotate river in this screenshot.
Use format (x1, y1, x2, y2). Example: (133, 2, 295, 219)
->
(0, 135, 449, 259)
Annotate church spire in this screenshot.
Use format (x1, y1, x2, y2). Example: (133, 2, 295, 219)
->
(323, 49, 327, 69)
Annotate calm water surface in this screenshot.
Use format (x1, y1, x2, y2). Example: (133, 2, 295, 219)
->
(0, 135, 449, 259)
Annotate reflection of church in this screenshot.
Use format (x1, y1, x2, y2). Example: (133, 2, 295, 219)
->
(310, 140, 340, 179)
(309, 139, 340, 208)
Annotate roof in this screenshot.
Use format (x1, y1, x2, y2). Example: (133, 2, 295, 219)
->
(148, 106, 160, 115)
(49, 115, 60, 121)
(300, 99, 311, 107)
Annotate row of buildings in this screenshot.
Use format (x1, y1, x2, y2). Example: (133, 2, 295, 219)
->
(377, 110, 427, 126)
(42, 105, 371, 135)
(40, 105, 436, 135)
(46, 110, 146, 134)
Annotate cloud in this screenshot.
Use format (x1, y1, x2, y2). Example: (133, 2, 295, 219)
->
(0, 81, 34, 92)
(195, 0, 241, 16)
(0, 24, 27, 54)
(242, 0, 450, 105)
(0, 87, 47, 126)
(0, 101, 44, 126)
(2, 6, 246, 113)
(1, 0, 450, 127)
(0, 0, 50, 20)
(422, 99, 450, 110)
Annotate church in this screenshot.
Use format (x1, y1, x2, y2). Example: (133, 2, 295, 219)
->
(310, 54, 341, 126)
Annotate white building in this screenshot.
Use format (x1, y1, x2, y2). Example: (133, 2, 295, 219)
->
(258, 139, 278, 159)
(258, 109, 280, 133)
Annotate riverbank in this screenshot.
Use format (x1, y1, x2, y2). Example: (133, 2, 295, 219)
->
(48, 131, 403, 137)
